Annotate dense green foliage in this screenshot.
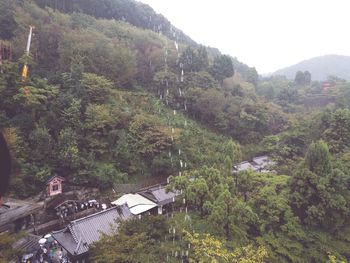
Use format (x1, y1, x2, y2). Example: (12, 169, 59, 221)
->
(294, 70, 311, 86)
(0, 232, 25, 263)
(90, 216, 170, 262)
(0, 0, 270, 195)
(1, 1, 350, 262)
(34, 0, 194, 45)
(90, 216, 268, 263)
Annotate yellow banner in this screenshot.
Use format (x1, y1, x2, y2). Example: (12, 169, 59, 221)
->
(22, 65, 28, 79)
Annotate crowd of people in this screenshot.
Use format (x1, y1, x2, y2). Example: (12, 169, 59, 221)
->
(55, 199, 108, 219)
(22, 234, 69, 263)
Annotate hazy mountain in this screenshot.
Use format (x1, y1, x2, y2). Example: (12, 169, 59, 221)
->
(272, 55, 350, 81)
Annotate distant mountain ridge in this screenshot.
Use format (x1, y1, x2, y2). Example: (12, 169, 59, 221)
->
(272, 55, 350, 81)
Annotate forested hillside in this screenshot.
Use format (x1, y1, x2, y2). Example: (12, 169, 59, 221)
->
(1, 0, 350, 262)
(0, 0, 272, 197)
(34, 0, 195, 45)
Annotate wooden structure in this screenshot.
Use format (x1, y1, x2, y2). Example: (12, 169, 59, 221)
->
(46, 175, 65, 197)
(0, 198, 43, 233)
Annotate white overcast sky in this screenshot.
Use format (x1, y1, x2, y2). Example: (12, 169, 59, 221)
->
(138, 0, 350, 74)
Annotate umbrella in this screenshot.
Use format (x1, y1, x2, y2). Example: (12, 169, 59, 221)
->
(44, 234, 54, 243)
(38, 238, 47, 245)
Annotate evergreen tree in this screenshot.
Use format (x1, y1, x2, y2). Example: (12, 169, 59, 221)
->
(323, 109, 350, 153)
(294, 71, 305, 85)
(290, 140, 350, 229)
(305, 140, 332, 176)
(304, 71, 311, 85)
(210, 55, 234, 85)
(0, 0, 17, 39)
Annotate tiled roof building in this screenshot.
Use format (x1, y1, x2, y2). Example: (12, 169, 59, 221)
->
(52, 204, 132, 262)
(138, 185, 178, 206)
(233, 155, 276, 173)
(137, 184, 180, 214)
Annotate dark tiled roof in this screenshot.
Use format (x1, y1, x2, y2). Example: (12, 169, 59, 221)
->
(138, 185, 179, 206)
(52, 204, 132, 256)
(52, 228, 78, 255)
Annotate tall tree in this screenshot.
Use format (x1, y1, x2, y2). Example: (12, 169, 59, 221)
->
(195, 45, 209, 71)
(323, 109, 350, 153)
(0, 0, 17, 39)
(304, 71, 311, 85)
(206, 189, 257, 241)
(179, 46, 197, 72)
(294, 71, 305, 85)
(304, 140, 332, 176)
(90, 216, 168, 263)
(28, 126, 53, 164)
(290, 140, 350, 229)
(0, 132, 11, 202)
(223, 139, 241, 164)
(184, 230, 268, 263)
(210, 55, 234, 85)
(56, 127, 80, 172)
(187, 177, 209, 217)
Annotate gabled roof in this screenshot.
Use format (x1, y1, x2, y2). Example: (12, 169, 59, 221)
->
(111, 193, 157, 215)
(138, 185, 179, 206)
(52, 204, 132, 256)
(52, 228, 77, 255)
(46, 175, 65, 184)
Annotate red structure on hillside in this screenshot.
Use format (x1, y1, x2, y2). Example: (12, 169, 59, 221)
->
(46, 175, 65, 197)
(322, 81, 336, 91)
